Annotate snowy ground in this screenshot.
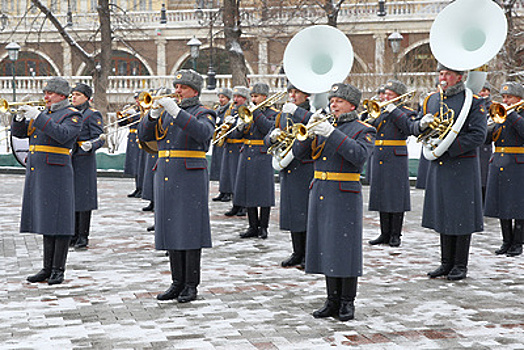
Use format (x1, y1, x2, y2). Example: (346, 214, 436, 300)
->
(0, 173, 522, 350)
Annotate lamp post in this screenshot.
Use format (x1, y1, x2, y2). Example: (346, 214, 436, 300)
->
(377, 0, 386, 17)
(160, 3, 167, 24)
(187, 37, 202, 71)
(196, 7, 221, 90)
(388, 32, 403, 78)
(6, 42, 20, 102)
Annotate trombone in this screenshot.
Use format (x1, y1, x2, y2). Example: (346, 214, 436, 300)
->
(363, 90, 416, 123)
(489, 100, 524, 124)
(0, 98, 46, 114)
(139, 92, 182, 110)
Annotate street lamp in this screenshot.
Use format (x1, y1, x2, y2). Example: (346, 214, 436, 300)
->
(388, 32, 403, 78)
(160, 3, 167, 24)
(6, 42, 20, 102)
(187, 37, 202, 71)
(377, 0, 386, 17)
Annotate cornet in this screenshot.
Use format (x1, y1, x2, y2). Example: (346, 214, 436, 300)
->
(488, 100, 524, 124)
(0, 98, 46, 114)
(363, 90, 416, 123)
(139, 92, 182, 110)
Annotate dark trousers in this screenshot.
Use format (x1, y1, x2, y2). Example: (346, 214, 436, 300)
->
(379, 212, 404, 238)
(247, 207, 270, 229)
(74, 210, 92, 239)
(168, 249, 202, 288)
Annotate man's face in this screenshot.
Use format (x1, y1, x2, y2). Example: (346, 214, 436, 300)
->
(330, 97, 355, 117)
(502, 94, 521, 106)
(251, 93, 266, 106)
(438, 70, 462, 91)
(384, 89, 400, 102)
(479, 88, 491, 99)
(218, 94, 230, 106)
(378, 91, 387, 102)
(289, 88, 308, 105)
(174, 84, 199, 100)
(71, 91, 88, 107)
(44, 91, 67, 108)
(233, 95, 247, 106)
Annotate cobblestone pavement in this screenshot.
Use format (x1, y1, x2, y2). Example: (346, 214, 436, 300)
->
(1, 173, 523, 350)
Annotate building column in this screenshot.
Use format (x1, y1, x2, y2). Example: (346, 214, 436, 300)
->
(156, 38, 167, 76)
(374, 33, 387, 74)
(62, 41, 72, 77)
(258, 38, 268, 75)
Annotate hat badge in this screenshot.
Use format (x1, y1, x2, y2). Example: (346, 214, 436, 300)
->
(176, 74, 182, 79)
(502, 86, 509, 91)
(332, 86, 339, 92)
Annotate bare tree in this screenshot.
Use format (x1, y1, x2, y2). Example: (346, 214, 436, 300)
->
(499, 0, 524, 80)
(316, 0, 346, 27)
(223, 0, 249, 86)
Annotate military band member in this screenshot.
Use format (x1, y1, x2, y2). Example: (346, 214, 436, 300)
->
(221, 86, 250, 217)
(120, 91, 143, 198)
(414, 63, 487, 281)
(234, 83, 277, 239)
(484, 82, 524, 257)
(211, 88, 233, 202)
(266, 82, 314, 268)
(367, 80, 417, 247)
(138, 70, 215, 303)
(12, 77, 83, 285)
(70, 83, 105, 249)
(293, 83, 376, 321)
(478, 81, 493, 203)
(363, 85, 386, 184)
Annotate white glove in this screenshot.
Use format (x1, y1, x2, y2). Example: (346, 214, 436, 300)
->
(80, 141, 93, 152)
(310, 120, 335, 137)
(157, 97, 180, 118)
(19, 105, 40, 120)
(236, 116, 246, 131)
(150, 107, 162, 119)
(282, 102, 298, 115)
(269, 128, 282, 143)
(385, 103, 397, 113)
(419, 114, 435, 131)
(224, 115, 235, 125)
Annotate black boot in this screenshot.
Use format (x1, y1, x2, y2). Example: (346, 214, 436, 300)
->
(369, 212, 391, 245)
(388, 212, 404, 247)
(71, 212, 80, 247)
(74, 211, 91, 250)
(178, 250, 201, 303)
(225, 205, 241, 216)
(240, 208, 259, 238)
(507, 220, 523, 257)
(147, 225, 155, 232)
(495, 219, 512, 255)
(157, 250, 185, 300)
(27, 235, 55, 283)
(258, 207, 270, 239)
(220, 193, 232, 202)
(212, 192, 225, 201)
(142, 201, 154, 211)
(127, 188, 140, 198)
(447, 234, 471, 281)
(48, 236, 71, 285)
(428, 234, 455, 278)
(339, 277, 357, 321)
(313, 276, 340, 318)
(236, 207, 247, 216)
(281, 232, 305, 267)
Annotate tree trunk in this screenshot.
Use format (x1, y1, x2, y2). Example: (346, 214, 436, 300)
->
(95, 0, 111, 117)
(223, 0, 249, 87)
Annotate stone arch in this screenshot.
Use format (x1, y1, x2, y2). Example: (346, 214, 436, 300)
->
(75, 48, 153, 76)
(0, 49, 61, 76)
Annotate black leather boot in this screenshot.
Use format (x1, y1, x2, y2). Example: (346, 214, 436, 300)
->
(388, 212, 404, 247)
(74, 211, 91, 250)
(281, 232, 305, 267)
(142, 201, 154, 211)
(127, 188, 140, 198)
(147, 225, 155, 232)
(496, 219, 513, 255)
(313, 277, 340, 318)
(258, 207, 270, 239)
(220, 193, 232, 202)
(428, 234, 455, 278)
(240, 208, 259, 238)
(447, 234, 471, 281)
(212, 192, 225, 201)
(48, 236, 71, 285)
(225, 205, 241, 216)
(339, 277, 357, 321)
(178, 250, 201, 303)
(27, 235, 55, 283)
(507, 220, 523, 257)
(369, 212, 391, 245)
(157, 250, 185, 300)
(236, 207, 247, 216)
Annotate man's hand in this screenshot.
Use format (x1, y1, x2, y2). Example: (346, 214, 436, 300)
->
(80, 141, 93, 152)
(419, 114, 435, 131)
(157, 97, 181, 118)
(19, 105, 40, 120)
(310, 120, 335, 137)
(385, 103, 397, 113)
(269, 128, 282, 143)
(282, 102, 298, 115)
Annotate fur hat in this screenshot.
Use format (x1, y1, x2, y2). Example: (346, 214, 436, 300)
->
(43, 77, 71, 97)
(384, 79, 407, 96)
(483, 81, 492, 92)
(250, 83, 270, 96)
(287, 81, 310, 95)
(71, 83, 93, 99)
(172, 69, 203, 95)
(436, 62, 464, 76)
(232, 86, 250, 99)
(377, 85, 386, 94)
(500, 82, 524, 99)
(328, 83, 362, 108)
(217, 87, 233, 100)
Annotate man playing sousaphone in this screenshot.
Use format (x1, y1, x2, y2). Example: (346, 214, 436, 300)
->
(413, 63, 487, 281)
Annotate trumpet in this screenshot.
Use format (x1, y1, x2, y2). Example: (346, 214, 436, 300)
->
(0, 98, 47, 114)
(211, 110, 253, 145)
(363, 90, 416, 123)
(139, 92, 182, 110)
(489, 100, 524, 124)
(116, 104, 139, 119)
(236, 91, 287, 121)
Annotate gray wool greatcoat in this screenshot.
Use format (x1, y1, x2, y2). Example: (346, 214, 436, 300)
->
(484, 108, 524, 219)
(265, 104, 314, 232)
(218, 104, 243, 194)
(141, 153, 157, 202)
(138, 103, 215, 250)
(479, 99, 493, 189)
(367, 105, 417, 213)
(119, 112, 141, 176)
(209, 103, 230, 181)
(72, 105, 105, 212)
(293, 114, 376, 278)
(413, 85, 487, 235)
(11, 102, 83, 236)
(232, 106, 277, 208)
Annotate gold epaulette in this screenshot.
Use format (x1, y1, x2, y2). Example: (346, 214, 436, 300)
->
(68, 107, 79, 111)
(357, 120, 373, 128)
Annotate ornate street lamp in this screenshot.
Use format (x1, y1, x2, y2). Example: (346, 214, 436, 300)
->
(187, 37, 202, 71)
(388, 32, 403, 78)
(6, 42, 20, 102)
(377, 0, 386, 17)
(160, 4, 167, 24)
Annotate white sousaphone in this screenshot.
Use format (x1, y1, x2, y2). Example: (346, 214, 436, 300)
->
(422, 0, 507, 161)
(272, 25, 354, 171)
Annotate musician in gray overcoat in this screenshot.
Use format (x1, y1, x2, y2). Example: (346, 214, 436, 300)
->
(12, 77, 83, 285)
(210, 88, 232, 202)
(484, 82, 524, 257)
(265, 82, 313, 268)
(219, 86, 249, 216)
(366, 80, 417, 247)
(412, 63, 487, 281)
(233, 83, 276, 240)
(138, 70, 215, 303)
(119, 92, 142, 198)
(293, 83, 376, 321)
(70, 83, 105, 249)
